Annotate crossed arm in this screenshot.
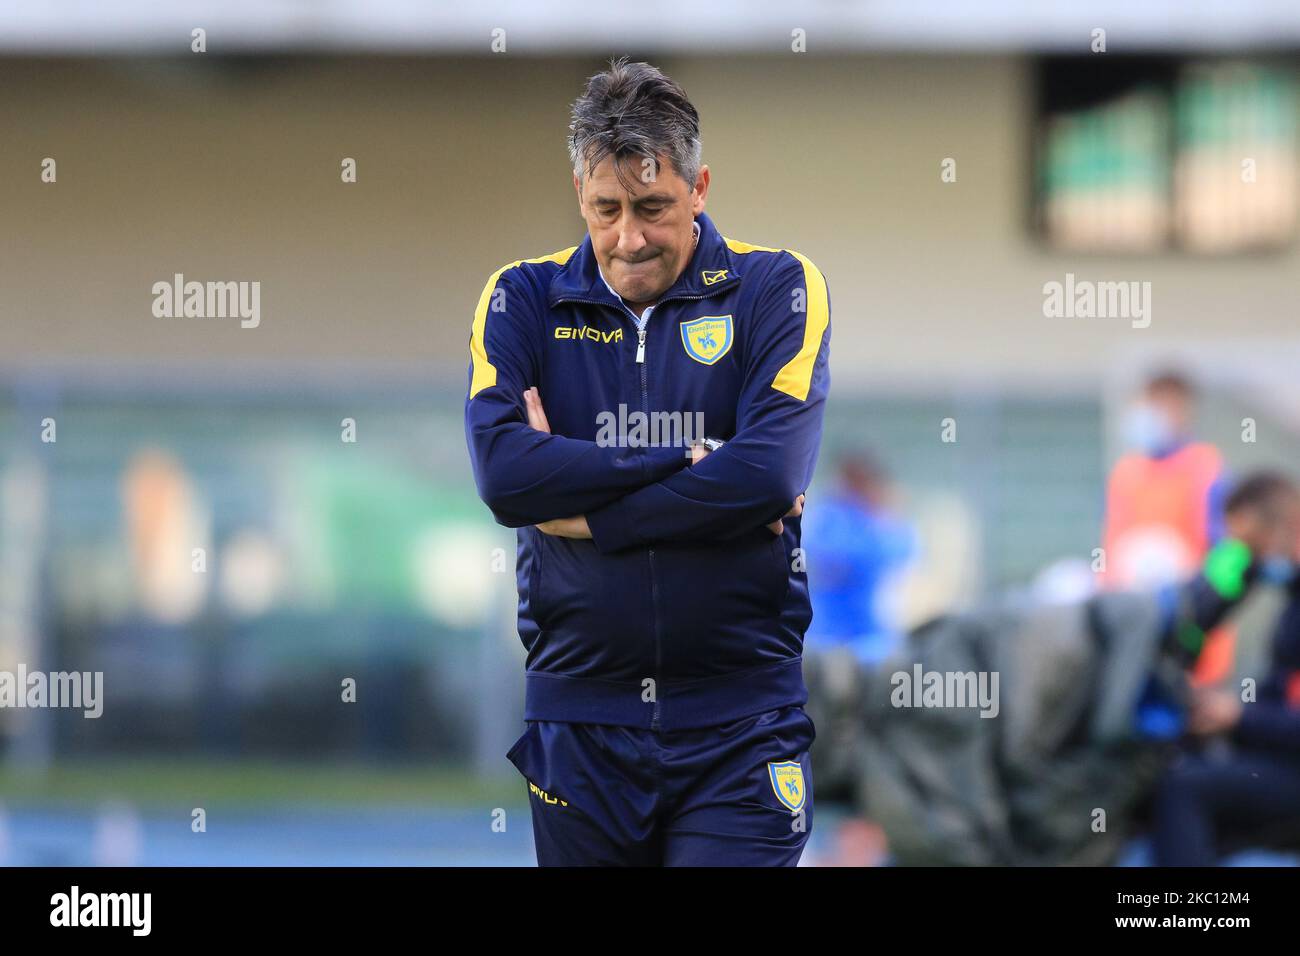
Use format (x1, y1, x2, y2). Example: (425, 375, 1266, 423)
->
(464, 253, 830, 552)
(522, 386, 805, 541)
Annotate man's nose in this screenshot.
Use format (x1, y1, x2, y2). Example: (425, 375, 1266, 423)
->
(616, 220, 648, 258)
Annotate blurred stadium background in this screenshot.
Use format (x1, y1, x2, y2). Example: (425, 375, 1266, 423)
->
(1, 2, 1299, 865)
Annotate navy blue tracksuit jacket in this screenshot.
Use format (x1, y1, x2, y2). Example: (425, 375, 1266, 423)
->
(464, 212, 830, 864)
(465, 211, 831, 732)
(1231, 576, 1300, 755)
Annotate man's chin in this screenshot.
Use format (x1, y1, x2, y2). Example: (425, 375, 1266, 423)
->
(610, 262, 670, 299)
(613, 279, 666, 306)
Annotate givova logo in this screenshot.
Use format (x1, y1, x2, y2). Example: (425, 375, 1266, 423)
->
(50, 886, 151, 936)
(554, 324, 622, 343)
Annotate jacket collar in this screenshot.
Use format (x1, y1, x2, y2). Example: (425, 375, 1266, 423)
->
(547, 210, 741, 309)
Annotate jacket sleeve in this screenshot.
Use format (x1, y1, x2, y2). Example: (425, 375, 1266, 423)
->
(465, 265, 689, 528)
(585, 251, 830, 553)
(1232, 579, 1300, 752)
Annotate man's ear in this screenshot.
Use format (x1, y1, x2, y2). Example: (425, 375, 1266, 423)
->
(573, 173, 584, 215)
(691, 165, 710, 215)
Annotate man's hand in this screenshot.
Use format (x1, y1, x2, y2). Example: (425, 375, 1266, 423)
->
(768, 494, 805, 536)
(535, 515, 592, 539)
(1187, 687, 1243, 736)
(521, 388, 592, 537)
(524, 386, 551, 434)
(691, 441, 803, 535)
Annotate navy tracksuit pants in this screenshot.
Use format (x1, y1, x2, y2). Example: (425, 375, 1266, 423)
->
(1152, 748, 1300, 865)
(506, 704, 816, 866)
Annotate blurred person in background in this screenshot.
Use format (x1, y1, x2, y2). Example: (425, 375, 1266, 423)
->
(851, 470, 1300, 866)
(1150, 472, 1300, 865)
(804, 452, 917, 667)
(800, 452, 915, 867)
(1103, 370, 1234, 685)
(1104, 371, 1229, 588)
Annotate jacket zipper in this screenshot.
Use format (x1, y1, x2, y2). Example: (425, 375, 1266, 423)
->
(638, 317, 659, 730)
(625, 302, 660, 729)
(553, 284, 738, 732)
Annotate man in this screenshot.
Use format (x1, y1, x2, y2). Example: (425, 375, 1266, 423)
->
(1103, 371, 1233, 684)
(1104, 371, 1229, 589)
(799, 452, 914, 864)
(1149, 471, 1300, 865)
(464, 58, 830, 865)
(803, 451, 916, 667)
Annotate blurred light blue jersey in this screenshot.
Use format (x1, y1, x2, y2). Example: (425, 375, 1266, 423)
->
(804, 491, 917, 665)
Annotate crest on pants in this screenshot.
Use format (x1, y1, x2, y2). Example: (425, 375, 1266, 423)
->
(768, 760, 806, 812)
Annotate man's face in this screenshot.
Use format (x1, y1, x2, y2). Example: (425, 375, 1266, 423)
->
(1228, 492, 1300, 562)
(574, 153, 709, 306)
(1147, 387, 1192, 437)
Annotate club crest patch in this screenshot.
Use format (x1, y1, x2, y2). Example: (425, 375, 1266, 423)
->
(768, 760, 806, 812)
(680, 315, 734, 365)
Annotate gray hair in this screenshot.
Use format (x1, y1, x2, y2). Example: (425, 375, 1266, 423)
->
(568, 57, 703, 192)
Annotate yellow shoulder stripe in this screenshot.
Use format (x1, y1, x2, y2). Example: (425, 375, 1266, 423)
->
(469, 246, 579, 399)
(723, 237, 828, 402)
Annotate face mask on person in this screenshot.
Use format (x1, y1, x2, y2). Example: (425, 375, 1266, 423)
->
(1121, 403, 1177, 456)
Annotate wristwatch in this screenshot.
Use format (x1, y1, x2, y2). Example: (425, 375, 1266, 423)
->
(701, 437, 726, 452)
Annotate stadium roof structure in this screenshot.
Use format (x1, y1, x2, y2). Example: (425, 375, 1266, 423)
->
(5, 0, 1300, 54)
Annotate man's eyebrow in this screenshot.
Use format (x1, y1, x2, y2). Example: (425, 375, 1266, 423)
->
(592, 193, 675, 206)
